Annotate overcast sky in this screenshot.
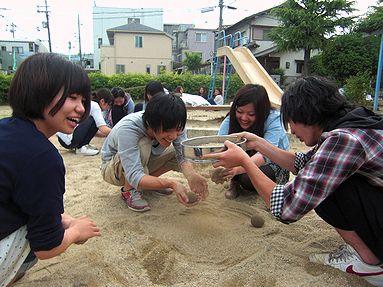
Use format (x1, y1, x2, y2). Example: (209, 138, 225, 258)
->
(0, 0, 378, 54)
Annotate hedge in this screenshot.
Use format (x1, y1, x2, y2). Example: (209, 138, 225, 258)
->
(0, 71, 244, 104)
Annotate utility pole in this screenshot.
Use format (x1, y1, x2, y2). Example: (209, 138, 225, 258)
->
(218, 0, 224, 32)
(7, 22, 16, 38)
(77, 14, 83, 67)
(37, 0, 52, 52)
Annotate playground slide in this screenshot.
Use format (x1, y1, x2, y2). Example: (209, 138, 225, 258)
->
(217, 46, 283, 108)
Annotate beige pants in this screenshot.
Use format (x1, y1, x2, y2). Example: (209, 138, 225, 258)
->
(101, 137, 180, 186)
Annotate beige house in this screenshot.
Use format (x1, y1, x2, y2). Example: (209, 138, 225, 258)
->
(100, 23, 172, 75)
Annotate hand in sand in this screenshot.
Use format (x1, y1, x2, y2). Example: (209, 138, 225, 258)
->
(69, 215, 101, 245)
(173, 182, 200, 207)
(187, 172, 209, 201)
(203, 140, 250, 169)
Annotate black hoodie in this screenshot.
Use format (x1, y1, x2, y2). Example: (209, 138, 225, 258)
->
(325, 107, 383, 131)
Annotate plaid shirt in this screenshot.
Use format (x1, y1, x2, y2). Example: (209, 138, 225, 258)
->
(270, 128, 383, 223)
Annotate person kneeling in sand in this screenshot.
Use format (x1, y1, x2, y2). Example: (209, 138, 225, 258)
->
(203, 76, 383, 286)
(100, 92, 208, 212)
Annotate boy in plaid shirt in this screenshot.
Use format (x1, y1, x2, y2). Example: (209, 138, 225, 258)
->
(204, 76, 383, 286)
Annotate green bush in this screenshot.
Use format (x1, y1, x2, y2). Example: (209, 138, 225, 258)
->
(0, 71, 245, 104)
(88, 72, 244, 103)
(343, 72, 373, 107)
(0, 74, 13, 104)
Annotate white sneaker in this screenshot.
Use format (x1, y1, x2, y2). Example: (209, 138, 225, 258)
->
(309, 244, 383, 286)
(75, 145, 99, 156)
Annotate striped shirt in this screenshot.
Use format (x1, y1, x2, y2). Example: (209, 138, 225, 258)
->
(270, 128, 383, 223)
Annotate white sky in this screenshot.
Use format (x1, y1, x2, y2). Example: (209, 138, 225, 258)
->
(0, 0, 378, 54)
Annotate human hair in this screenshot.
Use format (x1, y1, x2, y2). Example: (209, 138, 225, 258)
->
(8, 53, 91, 121)
(198, 87, 206, 97)
(144, 81, 164, 102)
(228, 84, 271, 137)
(174, 86, 183, 93)
(281, 76, 351, 130)
(214, 87, 222, 95)
(95, 88, 113, 105)
(111, 87, 126, 98)
(143, 92, 186, 132)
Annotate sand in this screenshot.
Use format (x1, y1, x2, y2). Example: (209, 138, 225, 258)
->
(8, 107, 370, 287)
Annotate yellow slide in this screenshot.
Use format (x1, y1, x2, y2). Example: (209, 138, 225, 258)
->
(217, 46, 283, 108)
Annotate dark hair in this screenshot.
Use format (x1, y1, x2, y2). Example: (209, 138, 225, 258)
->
(198, 87, 206, 96)
(229, 84, 271, 137)
(96, 88, 113, 105)
(144, 81, 164, 102)
(8, 53, 91, 121)
(143, 92, 186, 132)
(214, 87, 222, 94)
(111, 87, 125, 98)
(281, 76, 351, 130)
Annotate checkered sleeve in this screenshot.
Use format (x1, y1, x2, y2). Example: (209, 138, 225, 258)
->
(293, 152, 307, 175)
(270, 184, 285, 218)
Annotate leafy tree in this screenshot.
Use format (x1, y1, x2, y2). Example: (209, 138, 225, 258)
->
(320, 33, 380, 84)
(269, 0, 355, 76)
(343, 72, 373, 106)
(356, 0, 383, 34)
(183, 52, 202, 74)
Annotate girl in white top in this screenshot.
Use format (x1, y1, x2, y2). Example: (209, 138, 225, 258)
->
(213, 87, 224, 105)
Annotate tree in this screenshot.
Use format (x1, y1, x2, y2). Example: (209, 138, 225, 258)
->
(183, 52, 202, 74)
(356, 0, 383, 34)
(269, 0, 355, 76)
(319, 33, 380, 84)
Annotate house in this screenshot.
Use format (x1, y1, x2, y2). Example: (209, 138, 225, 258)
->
(93, 6, 164, 70)
(166, 26, 215, 72)
(100, 23, 172, 75)
(0, 39, 48, 73)
(224, 7, 316, 84)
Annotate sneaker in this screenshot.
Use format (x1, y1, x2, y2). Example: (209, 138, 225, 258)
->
(75, 145, 99, 156)
(121, 188, 150, 212)
(86, 144, 98, 150)
(309, 244, 383, 286)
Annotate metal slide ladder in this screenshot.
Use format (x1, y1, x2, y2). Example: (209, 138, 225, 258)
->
(208, 31, 249, 104)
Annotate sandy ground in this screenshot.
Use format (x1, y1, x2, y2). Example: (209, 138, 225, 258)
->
(2, 106, 370, 287)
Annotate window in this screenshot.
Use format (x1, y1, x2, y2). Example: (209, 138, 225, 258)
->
(12, 47, 24, 54)
(252, 27, 272, 41)
(135, 35, 143, 48)
(296, 60, 304, 74)
(146, 64, 151, 74)
(128, 18, 140, 24)
(157, 65, 166, 75)
(98, 38, 102, 48)
(196, 33, 207, 42)
(29, 43, 34, 52)
(1, 46, 6, 51)
(116, 64, 125, 74)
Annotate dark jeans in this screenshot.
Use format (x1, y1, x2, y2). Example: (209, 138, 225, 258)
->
(58, 116, 98, 149)
(315, 174, 383, 261)
(232, 164, 276, 191)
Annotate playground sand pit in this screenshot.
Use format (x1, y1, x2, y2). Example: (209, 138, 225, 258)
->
(10, 107, 368, 287)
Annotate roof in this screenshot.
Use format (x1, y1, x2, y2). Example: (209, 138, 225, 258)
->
(106, 23, 172, 44)
(107, 22, 163, 33)
(227, 4, 282, 31)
